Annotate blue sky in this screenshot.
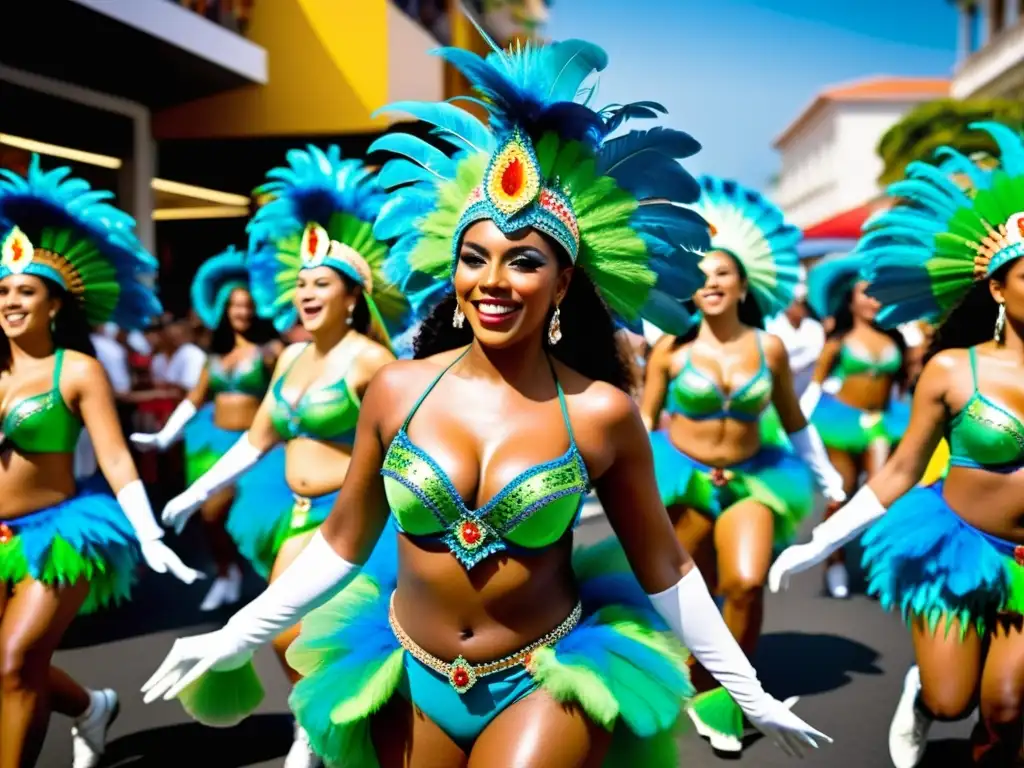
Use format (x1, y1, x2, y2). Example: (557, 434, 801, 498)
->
(544, 0, 958, 189)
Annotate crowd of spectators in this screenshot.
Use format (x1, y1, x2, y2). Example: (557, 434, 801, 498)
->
(164, 0, 255, 35)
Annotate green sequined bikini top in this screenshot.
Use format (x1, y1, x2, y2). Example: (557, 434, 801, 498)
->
(947, 347, 1024, 473)
(269, 343, 361, 445)
(665, 331, 772, 423)
(208, 349, 270, 398)
(1, 349, 82, 454)
(381, 349, 591, 569)
(835, 340, 901, 379)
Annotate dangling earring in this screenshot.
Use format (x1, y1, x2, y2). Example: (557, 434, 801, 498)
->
(345, 304, 354, 326)
(994, 302, 1007, 344)
(452, 303, 465, 329)
(49, 314, 56, 333)
(548, 305, 562, 346)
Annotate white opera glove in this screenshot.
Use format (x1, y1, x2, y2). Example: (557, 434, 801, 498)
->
(769, 485, 886, 592)
(649, 569, 831, 757)
(141, 531, 357, 702)
(789, 425, 846, 503)
(116, 480, 203, 584)
(798, 381, 821, 420)
(130, 400, 197, 452)
(161, 433, 263, 534)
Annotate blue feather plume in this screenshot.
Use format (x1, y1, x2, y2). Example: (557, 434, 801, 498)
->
(190, 246, 250, 330)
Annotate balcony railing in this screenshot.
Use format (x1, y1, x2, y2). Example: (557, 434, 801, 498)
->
(163, 0, 254, 36)
(390, 0, 550, 46)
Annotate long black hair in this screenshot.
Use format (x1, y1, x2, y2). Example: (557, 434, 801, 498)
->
(0, 276, 95, 373)
(924, 264, 1008, 365)
(413, 238, 633, 393)
(209, 289, 279, 356)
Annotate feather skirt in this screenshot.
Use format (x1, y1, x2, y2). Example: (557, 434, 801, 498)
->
(284, 536, 692, 767)
(0, 486, 139, 614)
(862, 481, 1024, 638)
(810, 393, 908, 455)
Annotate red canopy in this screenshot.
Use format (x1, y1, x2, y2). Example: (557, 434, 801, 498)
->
(803, 203, 878, 239)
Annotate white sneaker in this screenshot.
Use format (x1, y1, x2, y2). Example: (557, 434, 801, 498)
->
(199, 564, 243, 612)
(283, 723, 322, 768)
(889, 666, 932, 768)
(71, 689, 119, 768)
(826, 562, 850, 599)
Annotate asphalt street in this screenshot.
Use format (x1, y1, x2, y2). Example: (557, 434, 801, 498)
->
(40, 502, 974, 767)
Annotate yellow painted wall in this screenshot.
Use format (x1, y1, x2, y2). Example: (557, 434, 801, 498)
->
(154, 0, 391, 139)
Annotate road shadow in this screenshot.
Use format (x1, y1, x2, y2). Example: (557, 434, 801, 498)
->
(754, 632, 883, 699)
(60, 524, 267, 650)
(921, 738, 971, 766)
(103, 713, 293, 767)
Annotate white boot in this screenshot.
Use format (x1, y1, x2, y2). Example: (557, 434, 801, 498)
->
(889, 666, 932, 768)
(283, 722, 322, 768)
(825, 562, 849, 599)
(72, 689, 119, 768)
(199, 564, 243, 611)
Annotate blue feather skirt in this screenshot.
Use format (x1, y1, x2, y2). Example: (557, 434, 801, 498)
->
(650, 431, 814, 546)
(0, 485, 140, 614)
(811, 393, 908, 455)
(182, 404, 243, 485)
(283, 533, 692, 767)
(862, 481, 1024, 638)
(227, 472, 331, 579)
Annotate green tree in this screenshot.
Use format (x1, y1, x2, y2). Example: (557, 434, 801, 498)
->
(877, 98, 1024, 185)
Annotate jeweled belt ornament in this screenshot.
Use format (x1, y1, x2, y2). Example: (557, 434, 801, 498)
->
(388, 592, 582, 694)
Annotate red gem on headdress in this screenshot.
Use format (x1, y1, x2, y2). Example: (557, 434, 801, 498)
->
(1018, 218, 1024, 239)
(10, 240, 23, 263)
(0, 524, 12, 544)
(1014, 545, 1024, 567)
(307, 227, 320, 257)
(502, 157, 524, 197)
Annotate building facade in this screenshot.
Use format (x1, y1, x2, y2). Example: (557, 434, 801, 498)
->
(771, 77, 949, 231)
(952, 0, 1024, 98)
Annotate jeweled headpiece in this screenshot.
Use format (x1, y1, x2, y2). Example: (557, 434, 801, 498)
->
(370, 32, 711, 336)
(190, 245, 250, 330)
(681, 176, 802, 321)
(0, 155, 161, 329)
(860, 122, 1024, 328)
(247, 145, 410, 346)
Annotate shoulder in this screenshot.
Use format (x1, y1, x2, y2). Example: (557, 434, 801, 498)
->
(553, 361, 637, 432)
(62, 350, 109, 387)
(278, 342, 307, 368)
(355, 335, 397, 371)
(916, 347, 968, 396)
(759, 330, 786, 361)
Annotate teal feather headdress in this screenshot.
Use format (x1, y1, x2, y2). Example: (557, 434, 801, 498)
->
(247, 145, 410, 346)
(190, 246, 250, 330)
(860, 121, 1024, 329)
(370, 33, 710, 336)
(0, 154, 161, 329)
(806, 253, 865, 321)
(680, 176, 802, 320)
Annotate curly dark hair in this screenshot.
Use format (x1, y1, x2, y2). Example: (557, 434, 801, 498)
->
(924, 263, 1009, 365)
(0, 277, 95, 373)
(412, 237, 633, 392)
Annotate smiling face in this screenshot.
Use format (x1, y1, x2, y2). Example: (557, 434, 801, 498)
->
(850, 280, 880, 323)
(453, 219, 572, 349)
(294, 266, 355, 333)
(693, 250, 746, 318)
(226, 287, 255, 334)
(0, 274, 61, 341)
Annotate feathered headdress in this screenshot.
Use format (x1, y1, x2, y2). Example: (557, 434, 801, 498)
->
(190, 245, 250, 330)
(680, 176, 802, 321)
(862, 121, 1024, 328)
(806, 253, 864, 320)
(0, 155, 161, 329)
(370, 33, 710, 336)
(247, 145, 410, 346)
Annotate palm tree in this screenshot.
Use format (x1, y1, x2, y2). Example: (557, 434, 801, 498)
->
(877, 98, 1024, 185)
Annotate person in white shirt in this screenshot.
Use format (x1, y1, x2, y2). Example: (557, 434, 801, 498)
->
(765, 283, 825, 398)
(75, 327, 132, 481)
(151, 319, 207, 394)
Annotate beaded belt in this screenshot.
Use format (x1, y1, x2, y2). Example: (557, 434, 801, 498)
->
(388, 592, 582, 694)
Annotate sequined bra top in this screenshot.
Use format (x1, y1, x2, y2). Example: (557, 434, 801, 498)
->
(666, 332, 773, 423)
(208, 349, 271, 398)
(269, 343, 361, 445)
(1, 349, 82, 454)
(835, 340, 901, 379)
(381, 349, 590, 570)
(947, 347, 1024, 473)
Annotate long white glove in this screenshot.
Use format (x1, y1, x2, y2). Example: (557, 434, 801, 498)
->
(161, 433, 263, 534)
(769, 485, 886, 592)
(649, 568, 831, 757)
(130, 400, 197, 452)
(116, 480, 203, 584)
(789, 425, 846, 502)
(798, 381, 821, 420)
(141, 530, 357, 702)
